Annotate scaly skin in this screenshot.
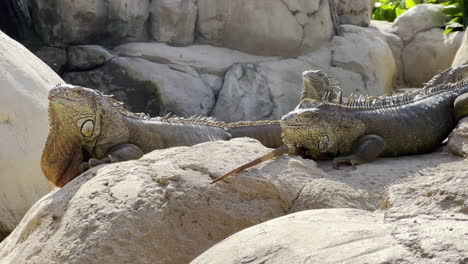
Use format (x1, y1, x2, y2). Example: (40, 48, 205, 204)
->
(41, 85, 283, 187)
(282, 79, 468, 168)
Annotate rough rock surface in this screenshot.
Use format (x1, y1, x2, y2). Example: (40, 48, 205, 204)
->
(34, 46, 67, 74)
(403, 29, 463, 87)
(331, 25, 396, 95)
(448, 116, 468, 157)
(1, 138, 465, 263)
(64, 57, 215, 117)
(114, 42, 278, 76)
(149, 0, 197, 45)
(0, 31, 59, 234)
(67, 45, 115, 71)
(31, 0, 150, 45)
(452, 29, 468, 67)
(196, 0, 333, 56)
(193, 151, 468, 264)
(392, 4, 447, 44)
(332, 0, 374, 27)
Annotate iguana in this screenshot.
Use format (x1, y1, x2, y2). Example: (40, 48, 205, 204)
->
(41, 84, 284, 187)
(212, 66, 468, 183)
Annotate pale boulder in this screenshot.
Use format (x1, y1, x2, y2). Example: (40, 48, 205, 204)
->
(114, 42, 278, 76)
(0, 31, 61, 233)
(196, 0, 333, 56)
(452, 30, 468, 67)
(392, 4, 448, 44)
(331, 25, 397, 95)
(149, 0, 197, 45)
(448, 116, 468, 157)
(332, 0, 375, 27)
(31, 0, 150, 45)
(403, 29, 463, 87)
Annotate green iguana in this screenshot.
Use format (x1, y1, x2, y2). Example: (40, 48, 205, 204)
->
(41, 85, 283, 187)
(212, 66, 468, 183)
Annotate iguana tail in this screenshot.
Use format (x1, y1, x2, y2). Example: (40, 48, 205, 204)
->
(211, 145, 299, 184)
(227, 120, 283, 148)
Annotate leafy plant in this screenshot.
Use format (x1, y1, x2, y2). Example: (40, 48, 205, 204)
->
(372, 0, 466, 34)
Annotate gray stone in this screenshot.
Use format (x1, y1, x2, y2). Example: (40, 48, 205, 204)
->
(452, 30, 468, 67)
(403, 29, 463, 87)
(67, 45, 114, 71)
(332, 0, 374, 27)
(212, 64, 273, 122)
(64, 57, 215, 117)
(149, 0, 197, 45)
(392, 4, 448, 44)
(31, 0, 150, 46)
(448, 116, 468, 157)
(34, 46, 67, 73)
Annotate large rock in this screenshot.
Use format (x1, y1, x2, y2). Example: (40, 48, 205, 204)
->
(114, 42, 278, 76)
(331, 25, 397, 95)
(67, 45, 115, 71)
(64, 57, 215, 117)
(1, 138, 464, 263)
(196, 0, 333, 56)
(149, 0, 197, 45)
(403, 29, 463, 87)
(332, 0, 374, 27)
(193, 150, 468, 264)
(448, 116, 468, 157)
(392, 4, 448, 44)
(0, 31, 61, 234)
(452, 30, 468, 67)
(34, 46, 67, 74)
(31, 0, 150, 46)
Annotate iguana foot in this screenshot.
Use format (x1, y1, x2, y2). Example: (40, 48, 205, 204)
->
(332, 135, 385, 169)
(78, 144, 144, 173)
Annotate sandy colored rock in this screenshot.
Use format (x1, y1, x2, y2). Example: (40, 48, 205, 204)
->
(448, 116, 468, 157)
(332, 0, 374, 27)
(149, 0, 197, 45)
(196, 0, 333, 56)
(392, 4, 447, 44)
(452, 30, 468, 67)
(114, 42, 278, 76)
(403, 29, 463, 87)
(331, 25, 397, 95)
(0, 31, 61, 233)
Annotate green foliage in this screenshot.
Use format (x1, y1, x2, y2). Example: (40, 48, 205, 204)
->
(372, 0, 466, 34)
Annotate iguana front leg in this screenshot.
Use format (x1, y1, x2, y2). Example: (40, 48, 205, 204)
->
(79, 143, 144, 172)
(333, 135, 386, 169)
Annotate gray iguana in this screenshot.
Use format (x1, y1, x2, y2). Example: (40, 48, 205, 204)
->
(212, 66, 468, 183)
(41, 85, 283, 187)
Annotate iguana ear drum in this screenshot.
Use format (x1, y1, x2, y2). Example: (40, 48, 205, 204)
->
(80, 120, 94, 137)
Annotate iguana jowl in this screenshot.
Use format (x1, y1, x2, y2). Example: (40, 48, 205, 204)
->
(212, 66, 468, 183)
(41, 85, 282, 187)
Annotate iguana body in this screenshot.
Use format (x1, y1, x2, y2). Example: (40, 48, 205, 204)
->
(41, 85, 282, 187)
(212, 66, 468, 183)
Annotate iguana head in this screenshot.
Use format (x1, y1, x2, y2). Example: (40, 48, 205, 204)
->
(300, 70, 341, 105)
(280, 108, 337, 158)
(425, 65, 468, 88)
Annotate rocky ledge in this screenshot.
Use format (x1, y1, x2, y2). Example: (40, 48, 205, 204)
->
(0, 138, 466, 264)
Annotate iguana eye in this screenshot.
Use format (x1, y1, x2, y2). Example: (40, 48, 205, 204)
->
(318, 136, 329, 151)
(80, 120, 94, 137)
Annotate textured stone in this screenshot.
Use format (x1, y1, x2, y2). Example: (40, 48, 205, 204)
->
(149, 0, 197, 45)
(0, 31, 61, 233)
(114, 42, 278, 76)
(31, 0, 150, 46)
(403, 29, 463, 87)
(448, 116, 468, 157)
(452, 30, 468, 67)
(331, 25, 396, 95)
(196, 0, 333, 56)
(67, 45, 114, 71)
(332, 0, 374, 27)
(34, 46, 67, 73)
(64, 57, 215, 117)
(392, 4, 447, 44)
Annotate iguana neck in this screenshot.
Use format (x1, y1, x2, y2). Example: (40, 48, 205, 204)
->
(124, 117, 231, 153)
